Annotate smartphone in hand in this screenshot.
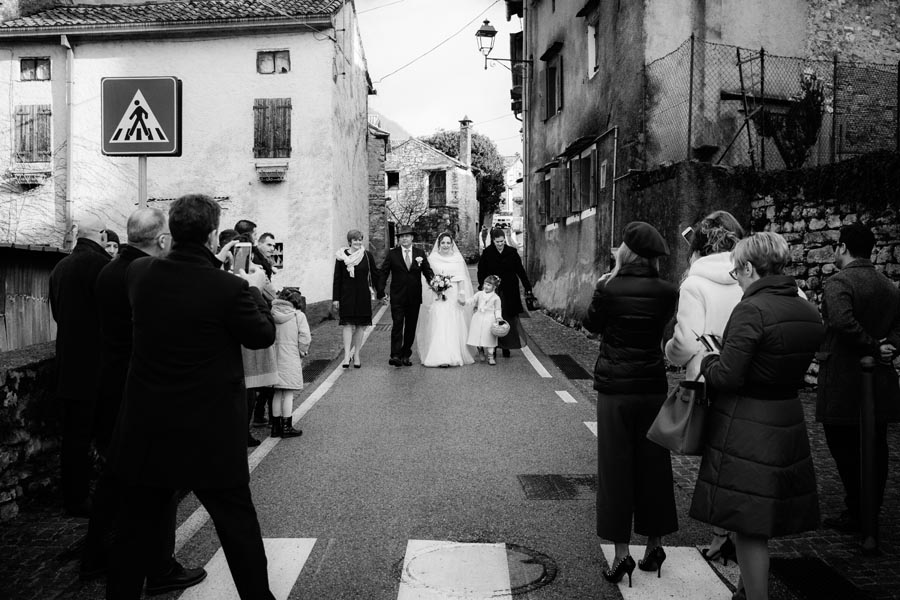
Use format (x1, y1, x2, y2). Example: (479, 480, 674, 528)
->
(232, 242, 253, 273)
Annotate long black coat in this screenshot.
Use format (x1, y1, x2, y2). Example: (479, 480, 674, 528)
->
(49, 238, 111, 399)
(816, 259, 900, 425)
(332, 250, 376, 320)
(376, 246, 434, 307)
(94, 244, 148, 451)
(690, 276, 824, 538)
(477, 244, 532, 318)
(582, 265, 678, 395)
(109, 243, 275, 490)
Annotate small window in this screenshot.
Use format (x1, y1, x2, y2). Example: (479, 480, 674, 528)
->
(386, 171, 400, 190)
(587, 20, 600, 75)
(428, 171, 446, 207)
(257, 50, 291, 74)
(21, 58, 50, 81)
(271, 242, 284, 269)
(541, 47, 564, 119)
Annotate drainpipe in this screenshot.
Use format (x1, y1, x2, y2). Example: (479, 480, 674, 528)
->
(61, 35, 74, 249)
(520, 2, 529, 271)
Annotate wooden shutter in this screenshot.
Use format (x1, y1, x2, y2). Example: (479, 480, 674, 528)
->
(588, 149, 597, 207)
(14, 104, 51, 163)
(253, 98, 291, 158)
(253, 99, 269, 158)
(541, 176, 551, 224)
(36, 105, 51, 161)
(570, 159, 581, 213)
(549, 169, 560, 220)
(557, 56, 564, 111)
(580, 155, 592, 210)
(273, 98, 292, 158)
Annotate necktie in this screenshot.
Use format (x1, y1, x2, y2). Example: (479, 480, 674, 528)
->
(404, 249, 411, 269)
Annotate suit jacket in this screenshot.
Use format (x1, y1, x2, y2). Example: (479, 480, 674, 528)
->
(376, 246, 434, 307)
(49, 238, 111, 399)
(109, 243, 275, 489)
(94, 244, 148, 451)
(816, 259, 900, 424)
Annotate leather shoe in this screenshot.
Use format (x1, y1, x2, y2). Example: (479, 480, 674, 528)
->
(401, 358, 413, 366)
(501, 348, 511, 358)
(146, 562, 207, 595)
(388, 357, 401, 367)
(247, 432, 262, 448)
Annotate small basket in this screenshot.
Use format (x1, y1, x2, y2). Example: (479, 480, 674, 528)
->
(490, 319, 510, 338)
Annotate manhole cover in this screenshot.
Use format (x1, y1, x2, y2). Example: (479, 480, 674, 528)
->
(547, 355, 592, 379)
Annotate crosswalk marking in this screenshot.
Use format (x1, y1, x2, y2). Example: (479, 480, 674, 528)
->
(398, 540, 513, 599)
(600, 545, 732, 599)
(584, 421, 597, 436)
(555, 390, 578, 403)
(177, 538, 316, 599)
(521, 346, 552, 378)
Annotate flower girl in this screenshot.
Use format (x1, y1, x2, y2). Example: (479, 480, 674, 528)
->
(466, 275, 503, 365)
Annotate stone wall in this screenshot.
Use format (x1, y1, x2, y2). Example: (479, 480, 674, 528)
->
(807, 0, 900, 63)
(367, 127, 390, 265)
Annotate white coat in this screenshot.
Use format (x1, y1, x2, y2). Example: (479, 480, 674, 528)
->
(271, 299, 312, 391)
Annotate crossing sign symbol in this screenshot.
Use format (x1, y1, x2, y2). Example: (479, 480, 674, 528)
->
(101, 77, 182, 156)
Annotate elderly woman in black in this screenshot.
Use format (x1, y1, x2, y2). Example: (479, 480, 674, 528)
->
(333, 229, 376, 368)
(582, 222, 679, 588)
(476, 227, 533, 357)
(691, 232, 824, 600)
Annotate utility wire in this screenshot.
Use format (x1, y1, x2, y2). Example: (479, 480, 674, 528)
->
(476, 113, 516, 125)
(374, 0, 501, 84)
(359, 0, 406, 14)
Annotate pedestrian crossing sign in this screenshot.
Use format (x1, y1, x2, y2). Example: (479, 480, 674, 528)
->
(101, 77, 181, 156)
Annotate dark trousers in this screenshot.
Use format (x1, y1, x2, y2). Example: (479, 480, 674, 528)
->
(108, 483, 274, 600)
(596, 391, 678, 542)
(390, 303, 420, 358)
(248, 387, 274, 423)
(823, 422, 889, 518)
(61, 395, 97, 508)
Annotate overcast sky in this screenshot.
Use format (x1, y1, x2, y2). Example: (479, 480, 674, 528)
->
(356, 0, 524, 157)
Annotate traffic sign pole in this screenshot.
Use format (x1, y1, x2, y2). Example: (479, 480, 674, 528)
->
(138, 155, 147, 208)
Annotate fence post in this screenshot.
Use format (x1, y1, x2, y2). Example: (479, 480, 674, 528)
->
(760, 47, 766, 170)
(687, 34, 695, 161)
(859, 356, 880, 556)
(831, 54, 838, 164)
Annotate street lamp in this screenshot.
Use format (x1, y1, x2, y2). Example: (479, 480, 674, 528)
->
(474, 19, 530, 71)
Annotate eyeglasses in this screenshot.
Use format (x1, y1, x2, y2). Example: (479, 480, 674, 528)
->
(729, 266, 741, 280)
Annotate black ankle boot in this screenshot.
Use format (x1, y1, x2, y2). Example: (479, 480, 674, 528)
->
(270, 416, 283, 438)
(281, 417, 302, 438)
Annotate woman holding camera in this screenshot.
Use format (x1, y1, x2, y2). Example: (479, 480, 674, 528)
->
(333, 229, 376, 368)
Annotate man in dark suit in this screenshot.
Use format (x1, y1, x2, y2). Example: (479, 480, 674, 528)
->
(376, 225, 434, 366)
(106, 195, 276, 599)
(49, 214, 111, 517)
(84, 208, 206, 592)
(817, 222, 900, 534)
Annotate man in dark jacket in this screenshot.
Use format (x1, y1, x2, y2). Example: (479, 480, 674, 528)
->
(376, 225, 434, 366)
(84, 208, 206, 592)
(49, 214, 111, 516)
(817, 222, 900, 533)
(106, 195, 276, 600)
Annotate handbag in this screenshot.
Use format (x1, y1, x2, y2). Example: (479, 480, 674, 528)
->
(490, 319, 510, 337)
(646, 375, 708, 455)
(524, 290, 538, 311)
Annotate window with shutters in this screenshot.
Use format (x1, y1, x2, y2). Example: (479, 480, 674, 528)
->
(542, 175, 552, 224)
(20, 58, 50, 81)
(253, 98, 292, 158)
(256, 50, 290, 74)
(581, 153, 593, 210)
(428, 170, 446, 207)
(540, 43, 564, 120)
(14, 104, 51, 163)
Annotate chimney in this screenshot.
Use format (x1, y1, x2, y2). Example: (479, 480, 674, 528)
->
(458, 115, 472, 167)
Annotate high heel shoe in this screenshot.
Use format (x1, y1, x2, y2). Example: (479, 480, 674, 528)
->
(603, 555, 635, 588)
(353, 356, 361, 368)
(342, 352, 354, 369)
(701, 533, 737, 566)
(638, 546, 666, 577)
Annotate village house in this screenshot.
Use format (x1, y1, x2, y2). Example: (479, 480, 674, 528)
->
(0, 0, 373, 314)
(383, 118, 479, 257)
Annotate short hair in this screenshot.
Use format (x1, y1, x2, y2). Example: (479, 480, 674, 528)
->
(218, 228, 239, 249)
(731, 231, 790, 277)
(839, 222, 875, 259)
(346, 229, 364, 242)
(689, 210, 745, 257)
(277, 287, 305, 310)
(126, 208, 166, 247)
(259, 232, 275, 244)
(483, 274, 501, 289)
(169, 194, 221, 244)
(490, 228, 506, 240)
(234, 219, 257, 235)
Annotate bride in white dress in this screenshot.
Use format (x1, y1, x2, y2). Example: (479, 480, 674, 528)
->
(416, 232, 475, 367)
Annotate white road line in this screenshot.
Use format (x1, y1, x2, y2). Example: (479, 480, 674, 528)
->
(599, 545, 731, 599)
(584, 421, 598, 436)
(521, 345, 552, 378)
(555, 390, 577, 403)
(174, 305, 389, 554)
(177, 538, 316, 600)
(397, 540, 512, 600)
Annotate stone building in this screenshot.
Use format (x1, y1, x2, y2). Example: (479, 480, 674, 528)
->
(384, 119, 479, 256)
(0, 0, 373, 309)
(367, 117, 390, 263)
(504, 0, 899, 321)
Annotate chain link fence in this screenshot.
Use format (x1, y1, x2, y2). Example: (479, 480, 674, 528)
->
(643, 36, 899, 170)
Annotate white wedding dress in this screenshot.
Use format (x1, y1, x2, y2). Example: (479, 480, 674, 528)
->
(416, 241, 475, 367)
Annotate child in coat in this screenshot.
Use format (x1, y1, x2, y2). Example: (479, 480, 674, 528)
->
(466, 275, 503, 365)
(270, 288, 312, 438)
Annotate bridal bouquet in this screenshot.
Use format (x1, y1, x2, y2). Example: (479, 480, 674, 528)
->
(429, 274, 453, 301)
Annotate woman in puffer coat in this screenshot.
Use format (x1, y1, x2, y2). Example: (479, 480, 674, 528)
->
(270, 288, 311, 439)
(691, 232, 824, 600)
(583, 222, 679, 588)
(665, 210, 744, 563)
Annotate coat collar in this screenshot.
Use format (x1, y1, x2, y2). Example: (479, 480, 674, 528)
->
(117, 244, 149, 262)
(842, 258, 874, 271)
(617, 264, 659, 278)
(168, 242, 223, 268)
(73, 237, 110, 257)
(742, 275, 800, 299)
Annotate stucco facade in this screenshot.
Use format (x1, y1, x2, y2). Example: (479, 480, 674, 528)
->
(0, 0, 371, 304)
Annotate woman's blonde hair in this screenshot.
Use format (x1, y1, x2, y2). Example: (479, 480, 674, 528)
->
(608, 241, 656, 281)
(731, 231, 790, 277)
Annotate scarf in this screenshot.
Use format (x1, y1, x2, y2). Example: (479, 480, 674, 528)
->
(336, 247, 365, 277)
